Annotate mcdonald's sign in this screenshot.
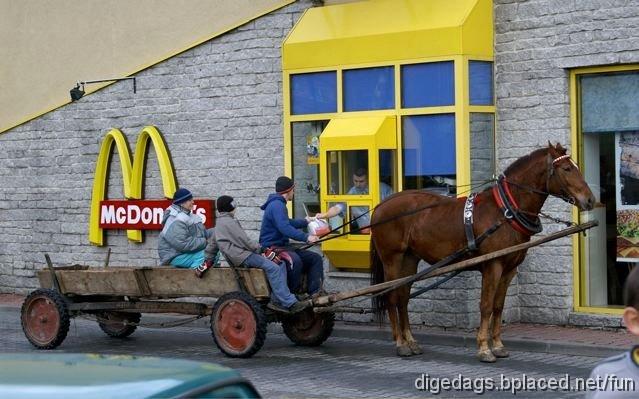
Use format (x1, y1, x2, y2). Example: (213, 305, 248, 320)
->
(89, 126, 214, 246)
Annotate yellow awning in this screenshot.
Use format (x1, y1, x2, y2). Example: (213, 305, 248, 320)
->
(320, 116, 396, 151)
(283, 0, 493, 70)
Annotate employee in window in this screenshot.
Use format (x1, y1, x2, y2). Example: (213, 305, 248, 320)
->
(316, 168, 393, 229)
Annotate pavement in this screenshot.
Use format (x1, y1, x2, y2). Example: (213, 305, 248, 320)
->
(2, 293, 638, 397)
(2, 293, 633, 358)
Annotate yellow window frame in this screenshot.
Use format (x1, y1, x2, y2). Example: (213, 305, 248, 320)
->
(570, 64, 639, 315)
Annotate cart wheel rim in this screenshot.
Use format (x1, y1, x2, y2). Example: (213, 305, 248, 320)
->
(214, 299, 257, 353)
(23, 295, 61, 345)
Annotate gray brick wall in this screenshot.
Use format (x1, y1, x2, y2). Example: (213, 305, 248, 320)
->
(2, 0, 636, 329)
(494, 0, 639, 324)
(0, 0, 313, 294)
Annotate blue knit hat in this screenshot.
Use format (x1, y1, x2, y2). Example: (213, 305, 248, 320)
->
(172, 188, 193, 204)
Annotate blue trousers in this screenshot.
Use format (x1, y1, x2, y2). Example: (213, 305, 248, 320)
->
(243, 253, 297, 308)
(285, 249, 324, 295)
(170, 250, 205, 268)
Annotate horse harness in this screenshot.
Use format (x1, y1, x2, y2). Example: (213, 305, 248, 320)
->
(464, 153, 578, 253)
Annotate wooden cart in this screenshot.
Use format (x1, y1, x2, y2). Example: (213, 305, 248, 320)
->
(21, 259, 335, 358)
(21, 221, 596, 358)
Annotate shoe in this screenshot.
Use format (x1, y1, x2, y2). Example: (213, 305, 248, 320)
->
(288, 300, 312, 314)
(195, 259, 213, 278)
(295, 293, 310, 301)
(266, 302, 290, 314)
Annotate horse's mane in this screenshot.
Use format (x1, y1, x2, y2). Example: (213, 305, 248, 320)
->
(503, 148, 550, 176)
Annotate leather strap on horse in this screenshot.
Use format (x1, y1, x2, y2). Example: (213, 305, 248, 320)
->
(492, 175, 542, 236)
(463, 193, 478, 251)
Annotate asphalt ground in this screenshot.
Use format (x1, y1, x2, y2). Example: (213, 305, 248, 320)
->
(1, 306, 626, 398)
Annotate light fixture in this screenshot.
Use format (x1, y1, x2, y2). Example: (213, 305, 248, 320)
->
(69, 77, 136, 102)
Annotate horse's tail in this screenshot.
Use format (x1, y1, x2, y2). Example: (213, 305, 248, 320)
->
(370, 239, 386, 324)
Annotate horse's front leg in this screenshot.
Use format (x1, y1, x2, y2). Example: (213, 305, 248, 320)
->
(491, 267, 518, 358)
(477, 262, 502, 363)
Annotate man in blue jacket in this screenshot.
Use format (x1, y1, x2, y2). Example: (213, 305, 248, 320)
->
(259, 176, 323, 296)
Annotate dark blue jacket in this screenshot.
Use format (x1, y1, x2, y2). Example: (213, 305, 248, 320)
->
(259, 193, 308, 247)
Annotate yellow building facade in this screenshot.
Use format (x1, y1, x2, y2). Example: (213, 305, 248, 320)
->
(282, 0, 495, 268)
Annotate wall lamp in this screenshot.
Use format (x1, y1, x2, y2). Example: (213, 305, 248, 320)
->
(70, 77, 136, 101)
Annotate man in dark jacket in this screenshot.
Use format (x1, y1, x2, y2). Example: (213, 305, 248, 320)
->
(259, 176, 323, 296)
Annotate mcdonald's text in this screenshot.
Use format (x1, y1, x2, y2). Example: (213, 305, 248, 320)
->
(99, 200, 215, 230)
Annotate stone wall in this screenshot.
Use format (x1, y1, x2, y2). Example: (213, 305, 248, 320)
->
(494, 0, 639, 324)
(0, 0, 313, 293)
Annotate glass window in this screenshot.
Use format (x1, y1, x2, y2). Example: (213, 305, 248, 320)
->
(578, 70, 639, 308)
(290, 72, 337, 115)
(469, 61, 494, 105)
(402, 114, 456, 195)
(401, 61, 454, 108)
(581, 72, 639, 133)
(349, 205, 371, 234)
(343, 67, 394, 111)
(326, 150, 368, 196)
(292, 121, 328, 218)
(470, 113, 495, 188)
(326, 201, 344, 234)
(379, 149, 397, 199)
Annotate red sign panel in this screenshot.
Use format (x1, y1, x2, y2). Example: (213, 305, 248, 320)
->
(99, 199, 215, 230)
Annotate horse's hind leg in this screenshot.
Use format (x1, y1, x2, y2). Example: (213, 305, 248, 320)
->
(381, 253, 412, 356)
(398, 285, 422, 355)
(386, 292, 411, 356)
(398, 254, 421, 355)
(490, 267, 518, 358)
(477, 261, 503, 363)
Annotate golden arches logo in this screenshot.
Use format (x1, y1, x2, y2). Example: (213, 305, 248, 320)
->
(89, 126, 176, 246)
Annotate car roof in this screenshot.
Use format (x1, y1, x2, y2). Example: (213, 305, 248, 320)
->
(0, 353, 258, 398)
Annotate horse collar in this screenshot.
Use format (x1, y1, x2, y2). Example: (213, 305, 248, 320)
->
(492, 176, 542, 236)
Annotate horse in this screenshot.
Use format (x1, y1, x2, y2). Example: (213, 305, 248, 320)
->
(370, 143, 596, 362)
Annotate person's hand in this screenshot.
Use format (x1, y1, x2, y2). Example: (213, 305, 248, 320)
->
(314, 212, 325, 220)
(305, 216, 316, 223)
(307, 235, 319, 243)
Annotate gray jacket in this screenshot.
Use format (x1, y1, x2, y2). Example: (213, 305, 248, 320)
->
(214, 212, 261, 267)
(158, 204, 212, 265)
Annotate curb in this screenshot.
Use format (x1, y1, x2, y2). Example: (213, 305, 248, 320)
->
(2, 304, 623, 358)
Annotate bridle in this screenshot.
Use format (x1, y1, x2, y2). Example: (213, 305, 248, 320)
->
(492, 152, 579, 236)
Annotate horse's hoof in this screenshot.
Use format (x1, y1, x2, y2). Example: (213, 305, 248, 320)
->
(408, 341, 423, 355)
(478, 350, 497, 363)
(492, 346, 509, 358)
(397, 345, 413, 357)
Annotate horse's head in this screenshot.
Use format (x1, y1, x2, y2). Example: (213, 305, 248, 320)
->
(546, 142, 595, 211)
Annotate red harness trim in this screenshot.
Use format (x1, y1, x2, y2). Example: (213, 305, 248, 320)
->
(492, 183, 534, 236)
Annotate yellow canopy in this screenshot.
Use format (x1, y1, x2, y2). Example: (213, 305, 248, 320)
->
(320, 116, 396, 151)
(283, 0, 493, 70)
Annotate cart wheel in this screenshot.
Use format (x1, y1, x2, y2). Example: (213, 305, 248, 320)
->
(21, 288, 70, 349)
(282, 309, 334, 347)
(98, 311, 141, 338)
(211, 291, 267, 358)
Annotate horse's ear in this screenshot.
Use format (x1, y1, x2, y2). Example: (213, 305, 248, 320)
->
(555, 142, 567, 155)
(547, 141, 559, 157)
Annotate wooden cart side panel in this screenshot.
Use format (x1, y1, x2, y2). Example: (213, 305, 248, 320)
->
(143, 268, 270, 299)
(37, 267, 270, 299)
(60, 269, 143, 296)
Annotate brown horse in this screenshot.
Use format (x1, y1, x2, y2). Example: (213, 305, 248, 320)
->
(370, 143, 595, 362)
